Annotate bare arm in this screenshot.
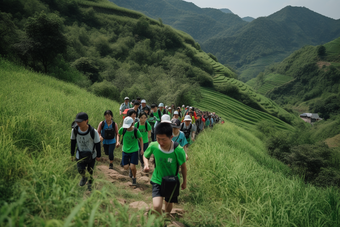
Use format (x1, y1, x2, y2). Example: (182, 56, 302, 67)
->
(143, 155, 150, 172)
(180, 163, 187, 190)
(139, 137, 144, 155)
(97, 121, 104, 142)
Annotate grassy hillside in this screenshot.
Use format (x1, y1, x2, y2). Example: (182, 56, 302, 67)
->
(246, 73, 293, 95)
(212, 74, 296, 124)
(196, 88, 294, 131)
(2, 59, 340, 226)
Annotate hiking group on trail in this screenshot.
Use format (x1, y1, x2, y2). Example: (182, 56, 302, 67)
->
(70, 97, 220, 216)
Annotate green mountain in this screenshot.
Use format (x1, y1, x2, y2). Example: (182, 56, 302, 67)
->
(108, 0, 247, 42)
(249, 36, 340, 123)
(203, 6, 340, 81)
(1, 0, 296, 123)
(219, 8, 233, 14)
(242, 16, 255, 22)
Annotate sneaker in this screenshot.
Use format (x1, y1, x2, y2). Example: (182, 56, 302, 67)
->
(79, 176, 88, 187)
(132, 178, 137, 186)
(129, 168, 132, 178)
(109, 163, 113, 169)
(88, 183, 92, 191)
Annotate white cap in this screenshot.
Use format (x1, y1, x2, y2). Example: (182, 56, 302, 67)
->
(174, 111, 178, 115)
(182, 105, 185, 107)
(161, 114, 171, 123)
(141, 99, 146, 104)
(165, 105, 168, 109)
(124, 97, 129, 100)
(184, 115, 192, 121)
(168, 107, 171, 109)
(123, 117, 134, 128)
(189, 106, 193, 109)
(158, 103, 164, 107)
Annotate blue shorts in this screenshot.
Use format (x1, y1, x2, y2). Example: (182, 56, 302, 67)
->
(122, 151, 138, 166)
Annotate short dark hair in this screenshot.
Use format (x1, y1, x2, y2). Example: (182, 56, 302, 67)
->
(104, 110, 113, 117)
(139, 111, 148, 118)
(134, 101, 140, 106)
(127, 109, 136, 117)
(155, 123, 172, 138)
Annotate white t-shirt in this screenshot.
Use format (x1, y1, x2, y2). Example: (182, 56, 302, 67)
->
(71, 127, 100, 159)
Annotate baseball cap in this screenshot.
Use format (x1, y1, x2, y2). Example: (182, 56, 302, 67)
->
(171, 119, 181, 128)
(123, 117, 134, 128)
(174, 111, 178, 115)
(124, 97, 129, 100)
(158, 103, 164, 107)
(161, 114, 171, 123)
(75, 112, 88, 122)
(141, 99, 146, 104)
(168, 107, 171, 110)
(182, 105, 185, 107)
(184, 115, 192, 122)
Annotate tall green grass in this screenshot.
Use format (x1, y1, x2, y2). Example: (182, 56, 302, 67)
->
(183, 123, 340, 226)
(0, 59, 164, 226)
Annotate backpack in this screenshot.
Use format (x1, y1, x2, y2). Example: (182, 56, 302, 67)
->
(71, 121, 95, 140)
(120, 127, 138, 145)
(136, 121, 151, 132)
(101, 120, 116, 140)
(180, 123, 192, 139)
(71, 121, 96, 162)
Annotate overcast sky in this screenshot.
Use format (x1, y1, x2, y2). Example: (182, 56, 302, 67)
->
(184, 0, 340, 20)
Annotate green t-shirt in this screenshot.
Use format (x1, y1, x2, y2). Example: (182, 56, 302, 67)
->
(135, 122, 151, 143)
(144, 141, 186, 185)
(118, 127, 142, 153)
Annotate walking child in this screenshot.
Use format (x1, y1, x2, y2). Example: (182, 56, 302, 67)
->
(116, 117, 143, 186)
(71, 112, 101, 191)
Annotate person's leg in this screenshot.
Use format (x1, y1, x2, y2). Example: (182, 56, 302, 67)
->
(103, 144, 109, 156)
(153, 197, 163, 215)
(87, 158, 96, 190)
(164, 201, 173, 214)
(77, 161, 87, 186)
(130, 151, 139, 178)
(109, 143, 116, 164)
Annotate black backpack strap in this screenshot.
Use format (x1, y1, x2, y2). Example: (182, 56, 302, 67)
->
(180, 123, 184, 131)
(134, 127, 138, 139)
(101, 120, 105, 132)
(136, 122, 139, 129)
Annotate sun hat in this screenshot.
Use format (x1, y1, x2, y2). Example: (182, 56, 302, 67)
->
(174, 111, 179, 115)
(124, 97, 129, 100)
(184, 115, 192, 122)
(161, 114, 171, 123)
(171, 119, 181, 128)
(141, 99, 146, 104)
(75, 112, 88, 122)
(123, 117, 134, 128)
(158, 103, 164, 107)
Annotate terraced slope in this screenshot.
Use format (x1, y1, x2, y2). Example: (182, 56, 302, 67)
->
(197, 88, 295, 131)
(195, 52, 237, 78)
(213, 74, 295, 123)
(247, 73, 294, 95)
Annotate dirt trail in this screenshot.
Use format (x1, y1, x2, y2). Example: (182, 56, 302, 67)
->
(94, 157, 186, 226)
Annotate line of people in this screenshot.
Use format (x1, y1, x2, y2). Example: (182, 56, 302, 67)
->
(70, 96, 220, 216)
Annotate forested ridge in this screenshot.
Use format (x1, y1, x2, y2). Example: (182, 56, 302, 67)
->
(1, 0, 237, 106)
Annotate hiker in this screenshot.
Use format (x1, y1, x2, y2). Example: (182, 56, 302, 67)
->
(168, 107, 173, 119)
(149, 103, 162, 141)
(161, 114, 172, 124)
(158, 103, 167, 114)
(171, 119, 188, 160)
(132, 101, 141, 119)
(116, 117, 143, 186)
(195, 114, 203, 135)
(205, 115, 211, 128)
(97, 110, 118, 169)
(127, 109, 138, 123)
(180, 115, 196, 145)
(71, 112, 101, 191)
(141, 99, 150, 114)
(172, 111, 179, 120)
(120, 97, 132, 115)
(143, 123, 187, 216)
(135, 112, 152, 170)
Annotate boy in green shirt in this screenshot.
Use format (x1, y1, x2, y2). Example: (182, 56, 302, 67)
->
(143, 123, 187, 216)
(116, 117, 143, 186)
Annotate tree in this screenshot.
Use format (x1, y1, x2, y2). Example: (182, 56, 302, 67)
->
(0, 12, 18, 56)
(18, 12, 67, 73)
